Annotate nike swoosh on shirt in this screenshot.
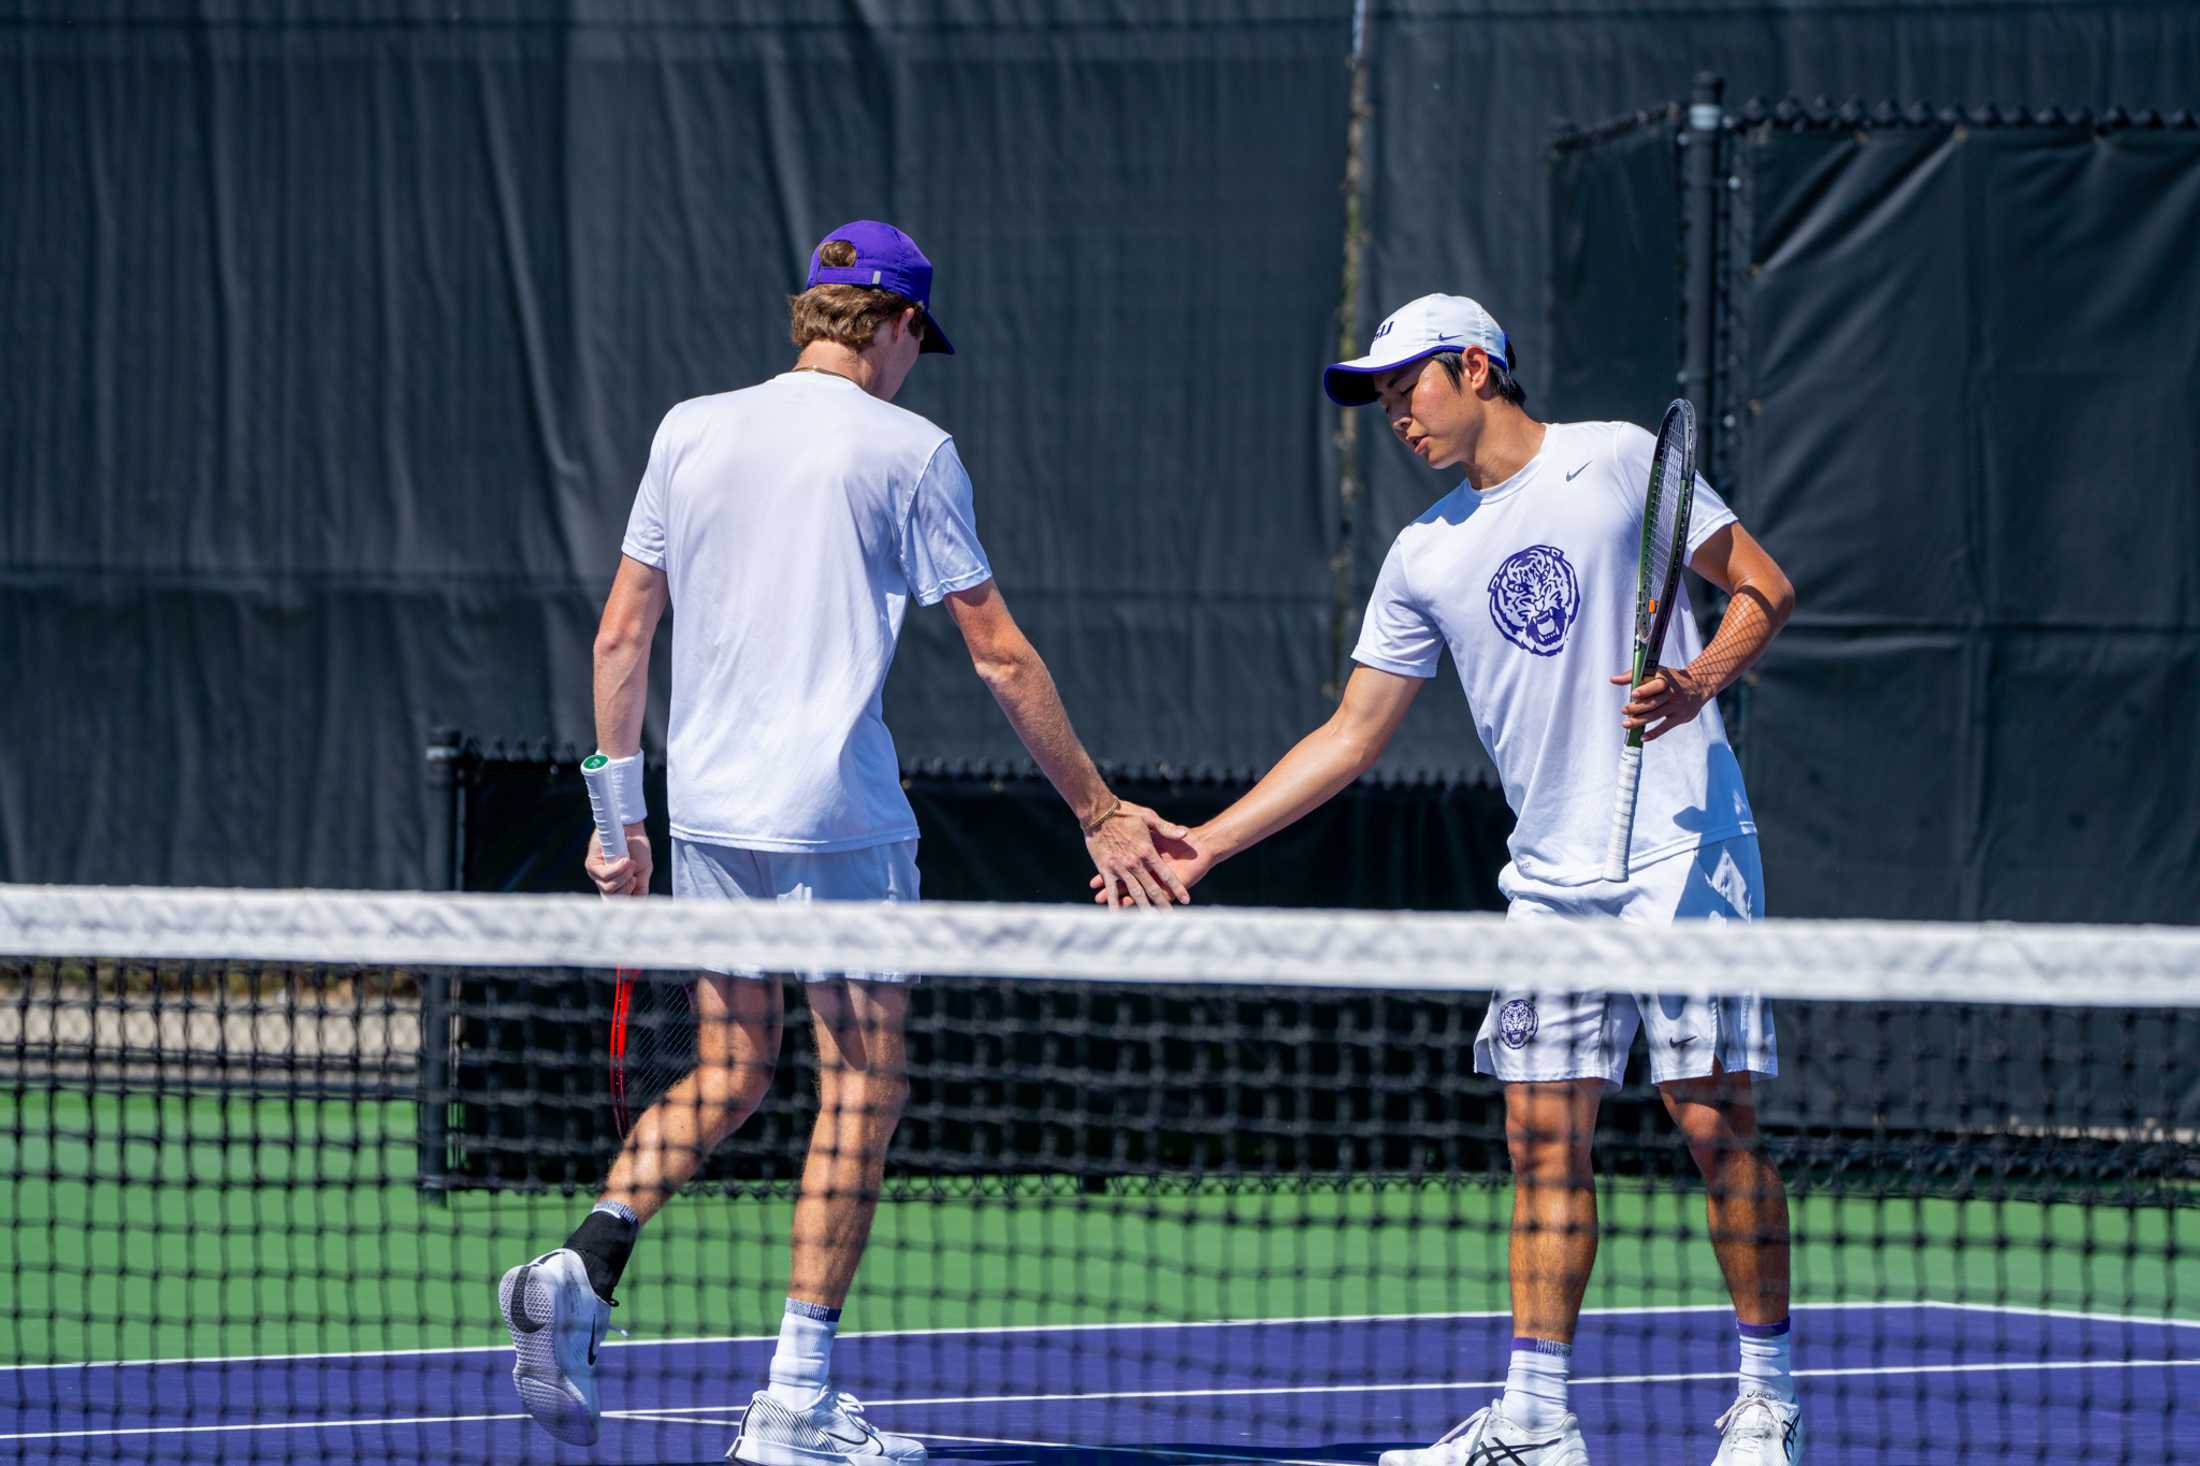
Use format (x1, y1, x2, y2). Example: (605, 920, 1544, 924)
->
(1565, 462, 1591, 480)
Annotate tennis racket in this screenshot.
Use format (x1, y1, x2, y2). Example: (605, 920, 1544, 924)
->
(1601, 398, 1698, 882)
(609, 965, 697, 1138)
(581, 754, 688, 1138)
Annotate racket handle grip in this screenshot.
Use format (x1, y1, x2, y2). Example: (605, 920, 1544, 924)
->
(1603, 744, 1644, 882)
(582, 758, 633, 863)
(589, 805, 628, 865)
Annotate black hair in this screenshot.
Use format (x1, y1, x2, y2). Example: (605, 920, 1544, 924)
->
(1433, 349, 1528, 408)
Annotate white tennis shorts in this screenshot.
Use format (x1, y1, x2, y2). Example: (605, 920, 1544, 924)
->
(669, 837, 921, 984)
(1472, 835, 1777, 1087)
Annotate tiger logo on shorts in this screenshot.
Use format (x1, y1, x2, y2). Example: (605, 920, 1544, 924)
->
(1487, 544, 1581, 656)
(1497, 997, 1539, 1049)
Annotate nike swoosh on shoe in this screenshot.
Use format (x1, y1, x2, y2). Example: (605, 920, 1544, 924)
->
(506, 1265, 548, 1335)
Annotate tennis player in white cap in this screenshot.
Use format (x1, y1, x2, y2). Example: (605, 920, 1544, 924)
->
(1099, 293, 1802, 1466)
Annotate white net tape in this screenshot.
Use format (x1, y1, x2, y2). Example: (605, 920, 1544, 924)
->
(4, 885, 2197, 1006)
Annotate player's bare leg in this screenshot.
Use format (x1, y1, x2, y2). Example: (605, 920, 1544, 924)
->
(787, 979, 911, 1308)
(1382, 1080, 1607, 1463)
(1661, 1070, 1802, 1463)
(1381, 1078, 1607, 1466)
(734, 978, 924, 1466)
(600, 973, 785, 1224)
(1507, 1078, 1605, 1341)
(1661, 1071, 1789, 1324)
(501, 973, 781, 1445)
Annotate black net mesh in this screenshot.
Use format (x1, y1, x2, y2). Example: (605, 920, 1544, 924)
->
(2, 896, 2195, 1463)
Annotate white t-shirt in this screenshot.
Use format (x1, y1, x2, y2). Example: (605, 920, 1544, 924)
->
(1352, 419, 1755, 885)
(620, 371, 993, 852)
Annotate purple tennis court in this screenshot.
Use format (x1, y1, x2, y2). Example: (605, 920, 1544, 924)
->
(7, 1303, 2194, 1465)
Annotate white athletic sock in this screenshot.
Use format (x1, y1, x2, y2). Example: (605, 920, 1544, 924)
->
(767, 1298, 840, 1408)
(1502, 1336, 1573, 1433)
(1737, 1318, 1795, 1402)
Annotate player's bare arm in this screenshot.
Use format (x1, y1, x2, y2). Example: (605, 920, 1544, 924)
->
(1093, 666, 1422, 904)
(942, 578, 1192, 908)
(585, 554, 669, 896)
(1613, 522, 1795, 740)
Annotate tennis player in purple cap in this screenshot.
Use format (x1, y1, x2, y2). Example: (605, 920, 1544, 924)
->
(496, 220, 1190, 1461)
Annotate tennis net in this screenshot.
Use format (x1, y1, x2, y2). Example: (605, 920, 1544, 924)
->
(2, 885, 2195, 1463)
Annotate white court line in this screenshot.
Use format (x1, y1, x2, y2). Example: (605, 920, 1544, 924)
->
(0, 1306, 1551, 1372)
(0, 1307, 1517, 1373)
(607, 1411, 745, 1430)
(920, 1429, 1363, 1466)
(0, 1410, 529, 1444)
(13, 1299, 2189, 1374)
(0, 1299, 1955, 1373)
(1925, 1301, 2200, 1330)
(613, 1355, 2200, 1419)
(8, 1356, 2196, 1445)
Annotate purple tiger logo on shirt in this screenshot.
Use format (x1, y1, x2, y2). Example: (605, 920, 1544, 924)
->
(1487, 544, 1581, 656)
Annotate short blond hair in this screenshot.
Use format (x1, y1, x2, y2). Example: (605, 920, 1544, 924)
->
(787, 238, 925, 352)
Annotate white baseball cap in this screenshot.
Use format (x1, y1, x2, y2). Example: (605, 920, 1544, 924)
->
(1323, 293, 1514, 406)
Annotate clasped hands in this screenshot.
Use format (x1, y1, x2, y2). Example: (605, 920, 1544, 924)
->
(1084, 802, 1209, 910)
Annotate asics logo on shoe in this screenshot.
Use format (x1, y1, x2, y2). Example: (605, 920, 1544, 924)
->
(1781, 1416, 1799, 1458)
(506, 1266, 548, 1335)
(1470, 1439, 1566, 1465)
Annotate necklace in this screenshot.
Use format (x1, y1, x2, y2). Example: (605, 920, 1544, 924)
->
(792, 364, 861, 386)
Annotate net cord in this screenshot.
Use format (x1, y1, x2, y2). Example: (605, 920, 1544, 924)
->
(2, 885, 2195, 1007)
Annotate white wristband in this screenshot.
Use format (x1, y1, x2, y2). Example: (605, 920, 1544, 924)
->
(581, 752, 648, 860)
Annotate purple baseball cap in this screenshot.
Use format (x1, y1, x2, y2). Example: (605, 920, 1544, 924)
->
(805, 220, 955, 356)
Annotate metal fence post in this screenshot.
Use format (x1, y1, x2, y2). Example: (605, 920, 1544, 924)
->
(1681, 71, 1725, 429)
(419, 725, 463, 1194)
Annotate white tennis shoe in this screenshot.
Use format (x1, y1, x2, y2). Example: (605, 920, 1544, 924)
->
(731, 1389, 927, 1466)
(1711, 1390, 1804, 1464)
(497, 1248, 610, 1445)
(1379, 1401, 1590, 1466)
